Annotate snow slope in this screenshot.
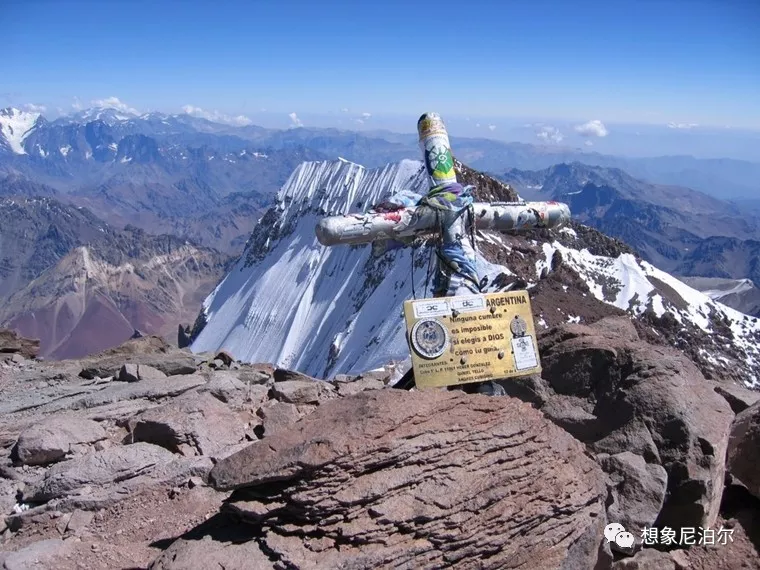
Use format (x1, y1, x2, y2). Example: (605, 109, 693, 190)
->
(536, 240, 760, 387)
(191, 159, 508, 378)
(0, 108, 41, 154)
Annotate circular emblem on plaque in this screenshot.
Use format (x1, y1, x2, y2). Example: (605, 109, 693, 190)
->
(510, 315, 528, 337)
(410, 318, 449, 359)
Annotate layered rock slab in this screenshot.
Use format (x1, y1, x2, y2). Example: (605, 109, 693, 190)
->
(207, 389, 608, 570)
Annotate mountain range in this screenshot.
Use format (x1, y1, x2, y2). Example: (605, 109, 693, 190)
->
(2, 105, 759, 361)
(499, 163, 760, 298)
(0, 196, 231, 358)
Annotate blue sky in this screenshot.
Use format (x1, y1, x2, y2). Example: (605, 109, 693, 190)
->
(3, 0, 759, 129)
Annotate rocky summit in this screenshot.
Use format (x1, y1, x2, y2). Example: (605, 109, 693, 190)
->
(0, 325, 758, 570)
(1, 157, 759, 570)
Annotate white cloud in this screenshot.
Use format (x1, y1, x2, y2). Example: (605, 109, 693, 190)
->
(488, 124, 496, 131)
(355, 119, 365, 125)
(475, 123, 481, 127)
(229, 115, 253, 126)
(72, 97, 83, 111)
(181, 105, 253, 126)
(341, 108, 349, 113)
(289, 112, 303, 127)
(667, 122, 699, 129)
(584, 140, 593, 147)
(574, 119, 608, 137)
(23, 103, 46, 113)
(536, 125, 564, 143)
(361, 112, 371, 119)
(92, 96, 140, 115)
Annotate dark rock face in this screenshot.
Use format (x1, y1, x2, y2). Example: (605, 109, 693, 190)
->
(208, 389, 608, 570)
(535, 316, 733, 533)
(177, 324, 192, 349)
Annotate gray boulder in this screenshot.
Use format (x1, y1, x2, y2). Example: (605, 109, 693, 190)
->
(14, 415, 107, 466)
(137, 364, 168, 381)
(598, 452, 668, 542)
(150, 534, 275, 570)
(118, 363, 139, 382)
(270, 379, 336, 405)
(29, 442, 174, 501)
(714, 383, 760, 414)
(0, 538, 74, 570)
(130, 393, 244, 456)
(256, 401, 304, 437)
(118, 363, 167, 382)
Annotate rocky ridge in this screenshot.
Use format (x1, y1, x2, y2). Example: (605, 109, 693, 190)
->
(0, 326, 758, 569)
(0, 198, 232, 359)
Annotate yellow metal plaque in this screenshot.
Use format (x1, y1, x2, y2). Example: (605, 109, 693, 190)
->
(403, 291, 542, 389)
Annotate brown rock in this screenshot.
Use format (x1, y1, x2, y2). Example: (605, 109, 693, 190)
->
(29, 442, 175, 501)
(256, 401, 303, 437)
(334, 376, 385, 397)
(131, 392, 244, 456)
(201, 371, 246, 404)
(714, 383, 760, 414)
(0, 328, 40, 359)
(270, 379, 336, 404)
(273, 368, 319, 383)
(65, 509, 94, 535)
(727, 401, 760, 499)
(0, 538, 75, 569)
(78, 337, 197, 378)
(539, 316, 734, 532)
(210, 390, 608, 570)
(598, 452, 668, 542)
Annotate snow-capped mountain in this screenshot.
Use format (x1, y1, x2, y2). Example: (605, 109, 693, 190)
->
(681, 277, 760, 318)
(191, 159, 509, 378)
(500, 162, 760, 316)
(66, 106, 140, 125)
(191, 159, 760, 387)
(0, 108, 45, 154)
